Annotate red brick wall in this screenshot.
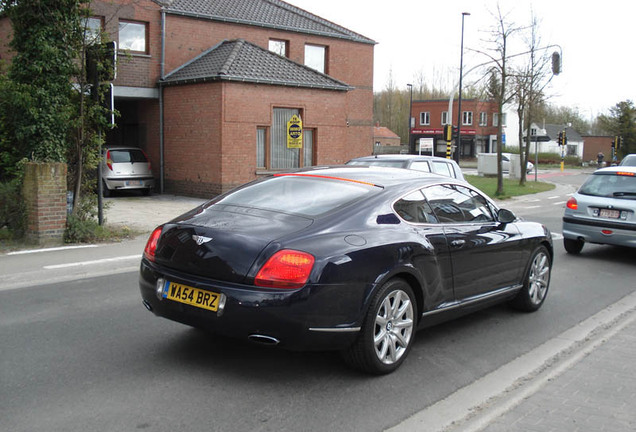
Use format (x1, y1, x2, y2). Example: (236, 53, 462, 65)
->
(22, 163, 67, 245)
(163, 80, 362, 196)
(582, 136, 612, 162)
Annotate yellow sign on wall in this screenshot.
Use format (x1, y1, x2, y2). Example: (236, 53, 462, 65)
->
(287, 115, 303, 149)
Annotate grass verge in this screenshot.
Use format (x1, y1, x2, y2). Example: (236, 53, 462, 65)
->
(466, 175, 555, 200)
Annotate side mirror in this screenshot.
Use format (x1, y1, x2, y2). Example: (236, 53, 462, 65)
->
(497, 208, 516, 224)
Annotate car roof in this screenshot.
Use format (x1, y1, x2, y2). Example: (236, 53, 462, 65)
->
(284, 165, 459, 188)
(348, 154, 457, 162)
(594, 166, 636, 174)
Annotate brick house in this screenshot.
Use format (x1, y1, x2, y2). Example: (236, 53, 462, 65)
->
(373, 124, 401, 147)
(410, 99, 514, 158)
(0, 0, 376, 197)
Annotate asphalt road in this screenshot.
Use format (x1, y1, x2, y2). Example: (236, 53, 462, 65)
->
(2, 170, 636, 432)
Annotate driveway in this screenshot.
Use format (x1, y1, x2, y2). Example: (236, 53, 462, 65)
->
(104, 193, 206, 233)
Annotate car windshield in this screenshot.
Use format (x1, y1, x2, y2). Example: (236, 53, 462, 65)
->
(216, 174, 381, 216)
(579, 172, 636, 199)
(109, 149, 148, 163)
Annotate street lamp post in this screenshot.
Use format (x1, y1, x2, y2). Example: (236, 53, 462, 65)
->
(455, 12, 470, 163)
(407, 83, 413, 153)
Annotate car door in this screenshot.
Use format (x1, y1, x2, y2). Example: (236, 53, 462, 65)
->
(422, 184, 524, 301)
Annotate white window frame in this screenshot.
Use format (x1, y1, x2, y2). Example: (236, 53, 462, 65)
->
(462, 111, 473, 126)
(441, 111, 449, 125)
(119, 20, 148, 53)
(479, 112, 487, 126)
(420, 112, 430, 126)
(304, 44, 327, 74)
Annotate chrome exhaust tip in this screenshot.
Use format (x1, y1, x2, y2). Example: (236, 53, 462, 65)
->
(248, 334, 280, 346)
(142, 299, 153, 312)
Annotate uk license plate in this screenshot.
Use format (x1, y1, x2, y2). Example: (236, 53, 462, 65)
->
(600, 209, 620, 219)
(162, 281, 220, 312)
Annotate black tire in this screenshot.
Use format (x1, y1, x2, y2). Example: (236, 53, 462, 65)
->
(102, 181, 112, 197)
(564, 237, 584, 254)
(511, 245, 551, 312)
(342, 278, 416, 375)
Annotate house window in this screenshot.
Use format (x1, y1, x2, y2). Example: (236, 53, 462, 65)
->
(305, 44, 327, 74)
(479, 112, 487, 126)
(441, 111, 449, 125)
(119, 20, 148, 53)
(83, 17, 102, 45)
(493, 113, 507, 127)
(420, 112, 430, 126)
(462, 111, 473, 126)
(269, 39, 288, 57)
(267, 108, 313, 170)
(256, 127, 267, 168)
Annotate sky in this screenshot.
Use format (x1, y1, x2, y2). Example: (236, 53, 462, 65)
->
(289, 0, 636, 119)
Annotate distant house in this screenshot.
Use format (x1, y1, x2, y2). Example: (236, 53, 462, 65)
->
(373, 125, 401, 147)
(527, 123, 584, 159)
(581, 135, 613, 163)
(409, 99, 519, 158)
(0, 0, 376, 197)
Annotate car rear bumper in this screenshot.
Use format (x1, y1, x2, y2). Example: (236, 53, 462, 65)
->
(562, 216, 636, 248)
(139, 259, 365, 351)
(104, 176, 154, 190)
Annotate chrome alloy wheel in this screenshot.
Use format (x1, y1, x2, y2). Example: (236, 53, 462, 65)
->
(527, 250, 550, 306)
(373, 289, 414, 365)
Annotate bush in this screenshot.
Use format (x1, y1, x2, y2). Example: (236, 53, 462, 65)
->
(0, 180, 25, 239)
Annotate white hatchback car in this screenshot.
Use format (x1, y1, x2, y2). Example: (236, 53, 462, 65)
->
(101, 147, 155, 196)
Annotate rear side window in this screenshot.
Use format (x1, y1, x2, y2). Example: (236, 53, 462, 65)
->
(393, 190, 438, 223)
(217, 174, 380, 216)
(423, 184, 494, 223)
(431, 161, 454, 178)
(109, 149, 148, 163)
(409, 161, 431, 172)
(579, 172, 636, 198)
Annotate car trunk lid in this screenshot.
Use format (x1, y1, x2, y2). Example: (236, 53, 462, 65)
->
(154, 205, 314, 283)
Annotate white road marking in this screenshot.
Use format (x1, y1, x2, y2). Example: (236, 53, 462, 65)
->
(44, 255, 140, 269)
(8, 245, 98, 255)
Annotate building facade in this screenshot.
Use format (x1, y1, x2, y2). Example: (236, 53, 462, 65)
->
(409, 99, 515, 158)
(0, 0, 376, 196)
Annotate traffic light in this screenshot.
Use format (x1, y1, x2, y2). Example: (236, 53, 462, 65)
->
(443, 124, 453, 141)
(611, 138, 616, 150)
(618, 136, 623, 150)
(557, 131, 563, 146)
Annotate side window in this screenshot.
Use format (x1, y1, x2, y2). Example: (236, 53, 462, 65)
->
(409, 161, 431, 172)
(431, 161, 453, 178)
(393, 190, 438, 224)
(423, 185, 494, 223)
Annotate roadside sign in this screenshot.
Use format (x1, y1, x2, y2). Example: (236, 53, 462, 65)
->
(287, 115, 303, 149)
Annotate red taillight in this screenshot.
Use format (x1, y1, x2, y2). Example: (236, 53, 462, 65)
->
(105, 150, 113, 171)
(566, 197, 578, 210)
(254, 250, 315, 289)
(144, 226, 163, 262)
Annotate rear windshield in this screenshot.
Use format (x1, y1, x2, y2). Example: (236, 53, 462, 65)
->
(579, 172, 636, 199)
(216, 174, 380, 216)
(109, 149, 148, 163)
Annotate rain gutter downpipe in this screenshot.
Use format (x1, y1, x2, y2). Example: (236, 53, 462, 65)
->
(159, 7, 166, 193)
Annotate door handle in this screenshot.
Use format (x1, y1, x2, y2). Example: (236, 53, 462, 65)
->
(450, 239, 466, 248)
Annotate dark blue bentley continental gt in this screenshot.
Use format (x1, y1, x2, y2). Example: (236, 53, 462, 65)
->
(139, 166, 553, 374)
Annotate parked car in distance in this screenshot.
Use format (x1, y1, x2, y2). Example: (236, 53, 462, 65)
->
(618, 154, 636, 167)
(346, 154, 465, 180)
(139, 166, 553, 374)
(502, 153, 534, 174)
(562, 166, 636, 254)
(101, 146, 154, 197)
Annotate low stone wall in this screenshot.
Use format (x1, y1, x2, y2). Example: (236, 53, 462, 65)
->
(22, 162, 67, 246)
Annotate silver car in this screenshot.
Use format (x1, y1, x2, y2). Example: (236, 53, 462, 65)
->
(562, 166, 636, 253)
(619, 154, 636, 167)
(345, 155, 465, 181)
(101, 146, 155, 196)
